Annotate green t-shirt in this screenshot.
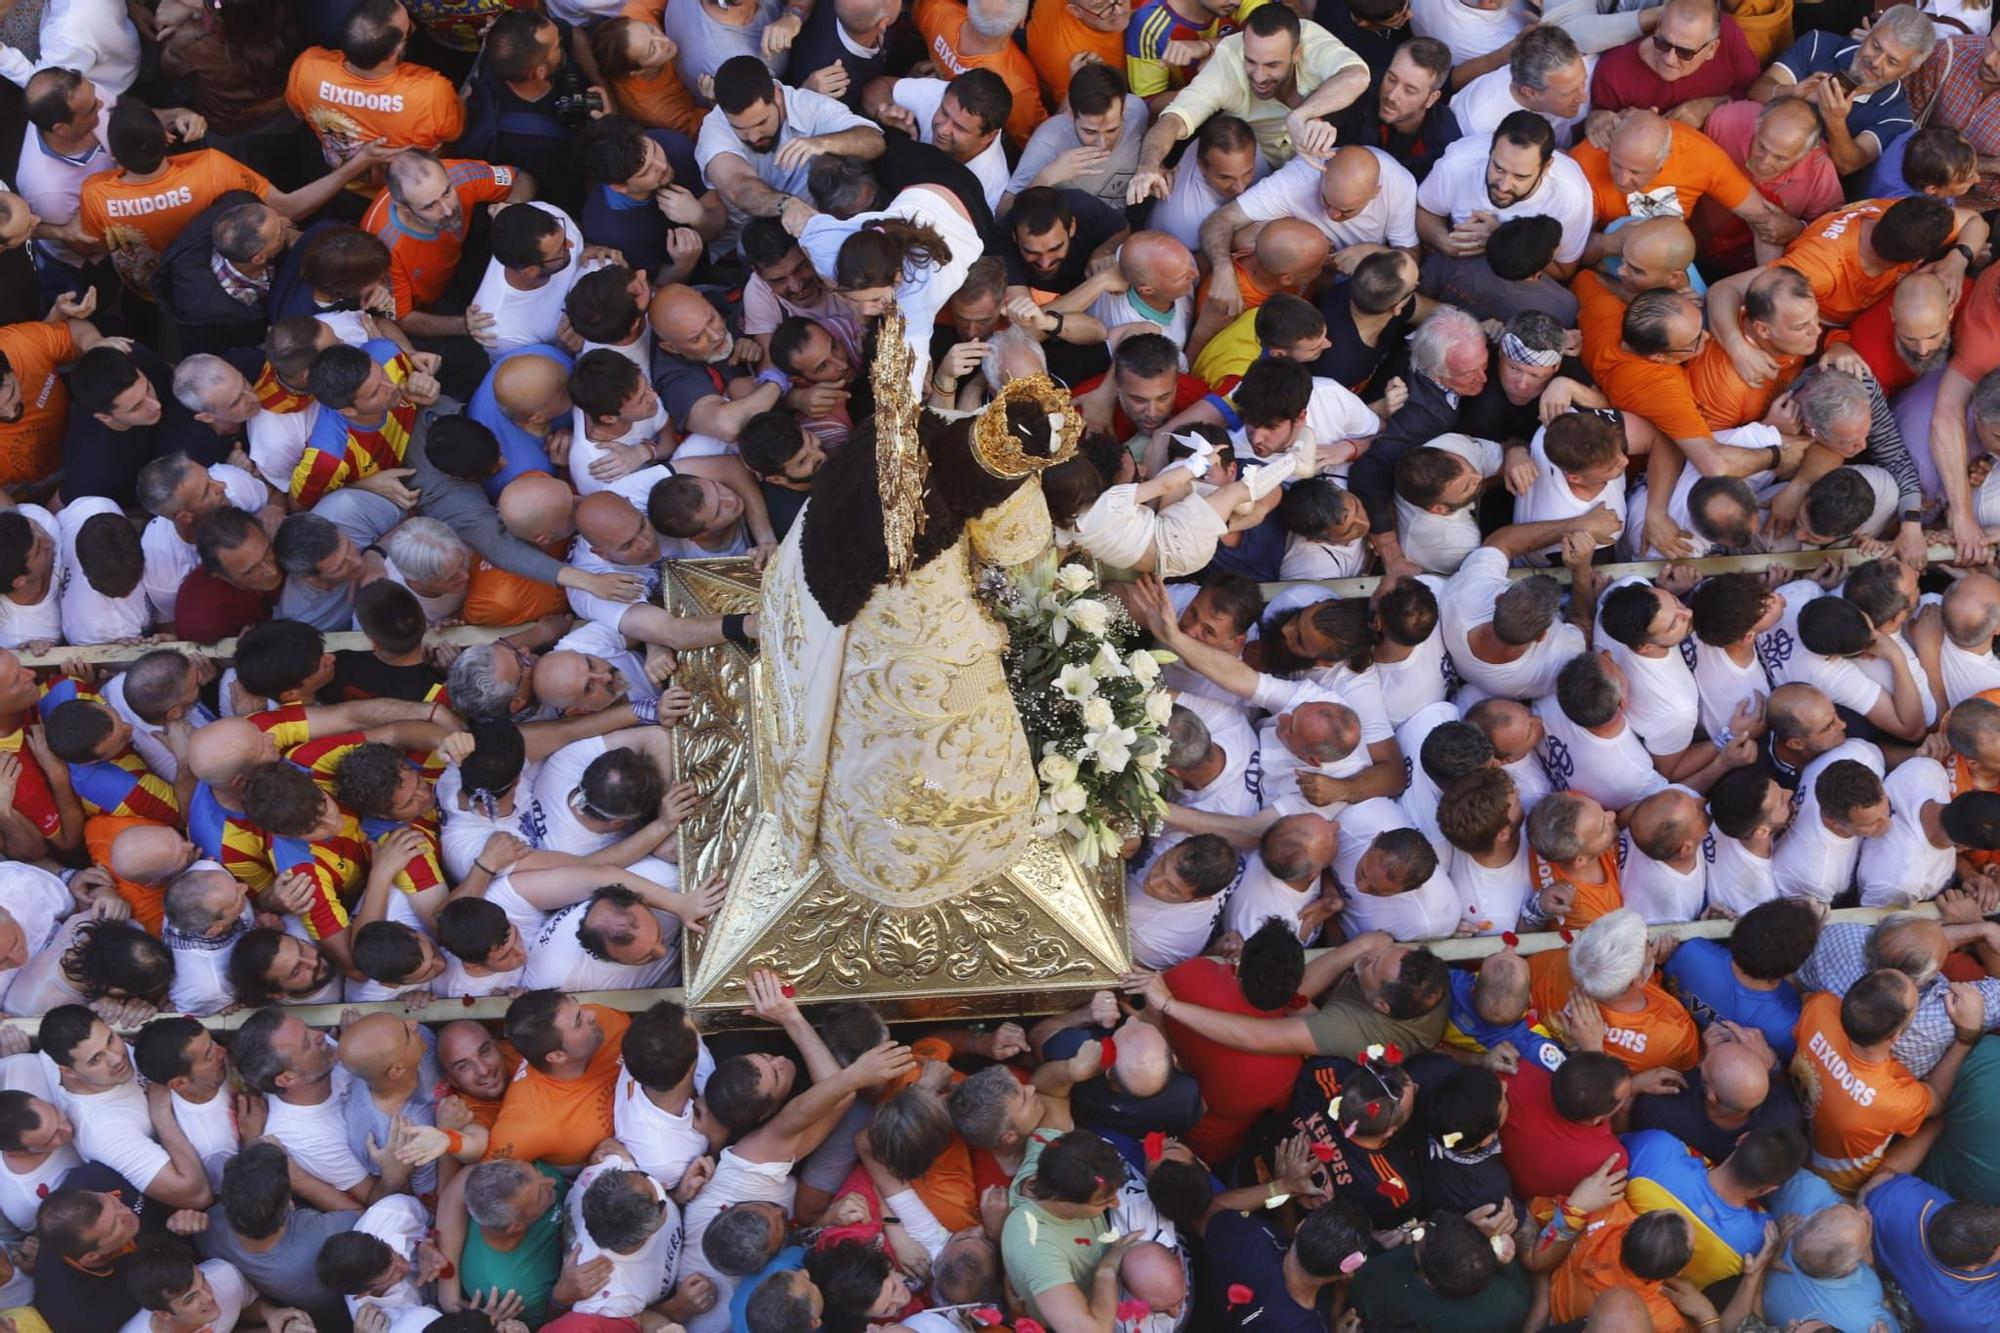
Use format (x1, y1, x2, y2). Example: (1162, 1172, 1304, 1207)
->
(461, 1161, 569, 1326)
(1003, 1133, 1110, 1324)
(1347, 1243, 1533, 1333)
(1920, 1035, 2000, 1203)
(1302, 974, 1449, 1059)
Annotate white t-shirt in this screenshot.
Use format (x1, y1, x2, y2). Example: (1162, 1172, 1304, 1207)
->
(1449, 838, 1531, 935)
(1771, 739, 1885, 902)
(1126, 849, 1229, 970)
(345, 1194, 431, 1316)
(1089, 287, 1193, 361)
(1688, 637, 1769, 745)
(1440, 546, 1586, 700)
(265, 1076, 369, 1191)
(1618, 808, 1708, 924)
(895, 77, 1009, 212)
(1857, 756, 1955, 907)
(118, 1260, 251, 1333)
(1394, 700, 1459, 853)
(554, 619, 659, 706)
(1376, 579, 1458, 727)
(1279, 531, 1368, 582)
(695, 84, 873, 215)
(611, 1043, 717, 1191)
(1619, 429, 1776, 560)
(1535, 694, 1669, 812)
(0, 863, 73, 1013)
(1152, 144, 1269, 254)
(528, 734, 620, 856)
(567, 527, 663, 634)
(1224, 855, 1318, 943)
(1332, 797, 1461, 940)
(436, 764, 546, 884)
(680, 1148, 799, 1333)
(1416, 136, 1593, 264)
(1234, 147, 1419, 250)
(58, 1075, 167, 1191)
(1761, 580, 1884, 718)
(1250, 673, 1375, 815)
(1396, 434, 1502, 576)
(1411, 0, 1523, 61)
(0, 504, 62, 649)
(0, 1052, 76, 1230)
(520, 857, 681, 992)
(1453, 63, 1593, 147)
(102, 672, 215, 785)
(172, 1086, 239, 1190)
(2, 910, 89, 1018)
(472, 203, 590, 359)
(1703, 832, 1778, 918)
(1853, 622, 1939, 731)
(1597, 576, 1699, 757)
(1171, 690, 1262, 820)
(247, 402, 319, 494)
(569, 1154, 683, 1318)
(1503, 750, 1554, 810)
(1938, 598, 2000, 706)
(1513, 418, 1628, 556)
(55, 496, 147, 643)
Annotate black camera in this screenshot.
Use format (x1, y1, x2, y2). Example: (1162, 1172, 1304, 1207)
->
(552, 65, 604, 130)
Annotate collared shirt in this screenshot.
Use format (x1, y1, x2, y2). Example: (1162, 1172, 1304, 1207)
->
(1908, 33, 2000, 204)
(209, 250, 269, 307)
(1156, 18, 1366, 164)
(1799, 922, 2000, 1076)
(1772, 31, 1915, 150)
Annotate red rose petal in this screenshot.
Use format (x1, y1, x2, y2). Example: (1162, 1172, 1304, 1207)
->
(1117, 1298, 1150, 1322)
(1382, 1042, 1404, 1064)
(460, 995, 476, 1007)
(1226, 1283, 1254, 1309)
(1018, 1321, 1046, 1333)
(780, 983, 797, 998)
(971, 1310, 1002, 1328)
(1501, 931, 1519, 948)
(1310, 1142, 1334, 1162)
(1365, 1101, 1381, 1117)
(34, 1184, 46, 1199)
(1143, 1131, 1166, 1163)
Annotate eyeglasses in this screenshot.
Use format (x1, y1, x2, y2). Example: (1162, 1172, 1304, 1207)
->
(1652, 32, 1714, 61)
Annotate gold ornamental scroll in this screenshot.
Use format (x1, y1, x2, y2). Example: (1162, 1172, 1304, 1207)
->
(662, 557, 1132, 1023)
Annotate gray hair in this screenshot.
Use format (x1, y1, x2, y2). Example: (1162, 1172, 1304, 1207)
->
(1972, 368, 2000, 428)
(464, 1159, 536, 1229)
(1511, 24, 1580, 92)
(172, 355, 241, 415)
(1872, 4, 1938, 67)
(1164, 704, 1213, 771)
(948, 1064, 1028, 1150)
(1790, 366, 1871, 442)
(135, 453, 201, 518)
(230, 1008, 292, 1095)
(213, 202, 272, 265)
(980, 325, 1047, 395)
(1410, 305, 1485, 380)
(1758, 96, 1824, 151)
(967, 0, 1029, 37)
(1568, 908, 1648, 1000)
(162, 867, 239, 934)
(1866, 911, 1943, 987)
(446, 645, 516, 722)
(1791, 1206, 1867, 1280)
(272, 512, 342, 576)
(381, 517, 470, 583)
(122, 649, 196, 725)
(1504, 309, 1564, 358)
(581, 1169, 661, 1253)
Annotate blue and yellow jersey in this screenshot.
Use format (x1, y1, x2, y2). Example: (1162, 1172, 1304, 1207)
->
(40, 678, 179, 823)
(1622, 1128, 1768, 1286)
(1441, 970, 1567, 1072)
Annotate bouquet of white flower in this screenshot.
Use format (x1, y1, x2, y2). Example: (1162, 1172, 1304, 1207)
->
(979, 552, 1175, 864)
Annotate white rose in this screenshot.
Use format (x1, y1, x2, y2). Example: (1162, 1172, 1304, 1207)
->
(1054, 562, 1096, 594)
(1050, 781, 1089, 814)
(1080, 697, 1116, 731)
(1039, 753, 1080, 786)
(1091, 642, 1128, 679)
(1143, 689, 1175, 727)
(1126, 650, 1161, 687)
(1055, 662, 1098, 701)
(1067, 598, 1111, 637)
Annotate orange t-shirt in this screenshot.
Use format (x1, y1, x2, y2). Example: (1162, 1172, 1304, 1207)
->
(1026, 0, 1125, 105)
(1790, 990, 1933, 1194)
(362, 159, 518, 316)
(84, 815, 167, 936)
(450, 1044, 523, 1131)
(1572, 120, 1754, 226)
(1575, 271, 1714, 445)
(486, 1006, 632, 1167)
(1548, 1200, 1697, 1330)
(1527, 842, 1624, 929)
(1781, 199, 1954, 328)
(605, 0, 705, 137)
(1947, 261, 2000, 382)
(462, 558, 567, 626)
(1195, 258, 1278, 315)
(916, 0, 1050, 146)
(0, 321, 76, 489)
(285, 47, 466, 166)
(78, 150, 272, 293)
(1530, 948, 1701, 1075)
(1684, 337, 1802, 431)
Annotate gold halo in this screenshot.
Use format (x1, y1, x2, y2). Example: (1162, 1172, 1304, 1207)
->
(971, 374, 1083, 479)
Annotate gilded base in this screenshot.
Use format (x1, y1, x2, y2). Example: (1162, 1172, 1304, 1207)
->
(663, 559, 1132, 1020)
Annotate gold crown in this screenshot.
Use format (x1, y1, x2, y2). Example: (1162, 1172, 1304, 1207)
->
(971, 374, 1083, 479)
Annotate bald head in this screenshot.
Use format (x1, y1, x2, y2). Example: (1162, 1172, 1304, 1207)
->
(497, 472, 578, 544)
(1473, 949, 1531, 1026)
(1254, 218, 1331, 289)
(1585, 1288, 1657, 1332)
(1791, 1204, 1869, 1280)
(1111, 1020, 1171, 1097)
(338, 1013, 412, 1084)
(1896, 271, 1951, 327)
(1703, 1041, 1770, 1113)
(1630, 787, 1707, 862)
(1119, 1241, 1186, 1311)
(576, 490, 644, 548)
(110, 825, 195, 886)
(1944, 572, 2000, 648)
(492, 355, 571, 426)
(1620, 217, 1696, 285)
(1611, 110, 1673, 170)
(0, 193, 36, 252)
(186, 717, 279, 789)
(1259, 812, 1336, 882)
(1120, 231, 1198, 305)
(1324, 146, 1381, 213)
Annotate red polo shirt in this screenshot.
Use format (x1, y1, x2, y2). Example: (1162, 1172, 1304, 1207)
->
(1498, 1061, 1630, 1204)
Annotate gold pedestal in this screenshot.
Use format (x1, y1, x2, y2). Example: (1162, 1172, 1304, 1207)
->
(663, 559, 1132, 1022)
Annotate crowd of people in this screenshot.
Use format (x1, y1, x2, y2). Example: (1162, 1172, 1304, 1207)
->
(7, 0, 2000, 1325)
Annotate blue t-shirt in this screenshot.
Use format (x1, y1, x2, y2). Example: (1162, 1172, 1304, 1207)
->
(1763, 1171, 1895, 1332)
(1773, 32, 1916, 150)
(467, 343, 572, 497)
(1202, 1209, 1333, 1332)
(1444, 970, 1567, 1073)
(1663, 938, 1803, 1061)
(1621, 1129, 1767, 1283)
(1867, 1172, 2000, 1333)
(730, 1245, 805, 1331)
(1860, 131, 1920, 200)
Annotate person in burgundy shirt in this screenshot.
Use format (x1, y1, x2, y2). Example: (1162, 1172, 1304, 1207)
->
(1587, 0, 1763, 121)
(1163, 920, 1309, 1165)
(1498, 1052, 1634, 1202)
(174, 508, 279, 644)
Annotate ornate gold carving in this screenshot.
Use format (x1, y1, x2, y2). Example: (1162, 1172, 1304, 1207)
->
(664, 558, 1132, 1019)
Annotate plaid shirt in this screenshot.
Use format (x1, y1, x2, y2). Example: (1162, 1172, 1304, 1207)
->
(208, 250, 269, 308)
(1909, 34, 2000, 205)
(1798, 922, 2000, 1075)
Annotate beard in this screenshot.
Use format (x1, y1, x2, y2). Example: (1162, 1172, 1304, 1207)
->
(1897, 336, 1951, 376)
